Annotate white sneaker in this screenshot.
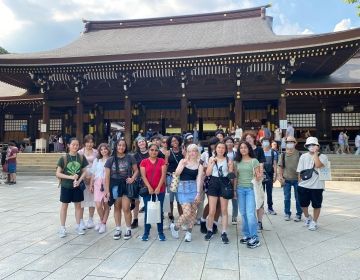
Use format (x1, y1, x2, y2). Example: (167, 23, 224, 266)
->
(76, 226, 85, 235)
(58, 227, 67, 238)
(304, 215, 313, 227)
(181, 225, 188, 231)
(99, 224, 106, 234)
(86, 219, 95, 229)
(94, 222, 100, 231)
(79, 220, 86, 231)
(170, 223, 179, 239)
(284, 214, 291, 221)
(308, 220, 318, 231)
(184, 231, 192, 242)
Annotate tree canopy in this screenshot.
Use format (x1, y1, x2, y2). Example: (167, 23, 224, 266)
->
(344, 0, 360, 16)
(0, 46, 8, 54)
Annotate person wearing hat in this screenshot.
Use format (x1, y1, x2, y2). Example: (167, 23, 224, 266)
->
(183, 133, 194, 150)
(278, 136, 302, 222)
(296, 137, 328, 231)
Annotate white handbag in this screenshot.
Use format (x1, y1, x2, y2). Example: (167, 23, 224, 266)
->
(251, 159, 265, 210)
(319, 161, 332, 181)
(146, 197, 161, 224)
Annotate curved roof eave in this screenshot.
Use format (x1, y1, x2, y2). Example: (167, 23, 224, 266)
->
(0, 28, 359, 67)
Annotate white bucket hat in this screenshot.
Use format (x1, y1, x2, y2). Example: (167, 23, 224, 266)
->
(304, 136, 320, 147)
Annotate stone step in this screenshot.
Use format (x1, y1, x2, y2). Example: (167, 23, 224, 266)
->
(331, 177, 360, 182)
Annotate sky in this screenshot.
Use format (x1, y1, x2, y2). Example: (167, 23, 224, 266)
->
(0, 0, 359, 53)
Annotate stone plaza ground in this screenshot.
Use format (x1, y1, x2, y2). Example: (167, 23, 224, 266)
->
(0, 176, 359, 280)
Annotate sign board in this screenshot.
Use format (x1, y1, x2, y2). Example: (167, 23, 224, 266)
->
(279, 120, 287, 130)
(40, 124, 47, 133)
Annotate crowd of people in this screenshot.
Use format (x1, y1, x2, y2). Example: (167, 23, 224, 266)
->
(56, 124, 330, 249)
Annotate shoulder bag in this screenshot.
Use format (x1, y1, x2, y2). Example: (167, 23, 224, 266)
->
(251, 159, 265, 210)
(169, 149, 180, 192)
(215, 160, 233, 200)
(300, 163, 318, 181)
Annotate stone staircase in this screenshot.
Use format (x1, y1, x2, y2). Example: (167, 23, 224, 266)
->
(17, 153, 64, 176)
(327, 154, 360, 181)
(15, 153, 360, 181)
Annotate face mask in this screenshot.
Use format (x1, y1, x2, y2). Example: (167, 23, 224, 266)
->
(308, 146, 316, 152)
(262, 141, 270, 148)
(286, 143, 295, 149)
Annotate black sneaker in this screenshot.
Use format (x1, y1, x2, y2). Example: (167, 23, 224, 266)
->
(168, 215, 175, 223)
(124, 229, 132, 240)
(131, 219, 138, 229)
(247, 237, 260, 249)
(113, 229, 122, 240)
(139, 206, 145, 213)
(204, 230, 213, 241)
(240, 237, 251, 244)
(212, 224, 218, 234)
(257, 221, 263, 231)
(200, 221, 207, 234)
(221, 232, 229, 244)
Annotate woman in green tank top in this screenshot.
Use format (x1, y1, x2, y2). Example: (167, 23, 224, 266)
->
(234, 141, 262, 249)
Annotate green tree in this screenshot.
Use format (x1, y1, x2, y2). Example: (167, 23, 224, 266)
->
(0, 46, 8, 54)
(344, 0, 360, 16)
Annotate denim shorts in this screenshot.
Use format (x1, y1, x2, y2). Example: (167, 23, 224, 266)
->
(177, 180, 197, 204)
(7, 163, 16, 173)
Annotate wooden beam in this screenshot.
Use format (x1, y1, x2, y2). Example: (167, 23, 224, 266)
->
(41, 99, 50, 141)
(278, 96, 287, 121)
(234, 98, 243, 127)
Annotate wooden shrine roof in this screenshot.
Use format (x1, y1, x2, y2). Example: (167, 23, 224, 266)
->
(1, 5, 356, 66)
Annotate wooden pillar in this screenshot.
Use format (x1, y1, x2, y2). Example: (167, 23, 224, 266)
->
(278, 96, 287, 121)
(180, 95, 188, 133)
(0, 110, 4, 142)
(41, 100, 50, 139)
(124, 96, 132, 146)
(76, 95, 84, 141)
(234, 97, 243, 128)
(95, 105, 104, 143)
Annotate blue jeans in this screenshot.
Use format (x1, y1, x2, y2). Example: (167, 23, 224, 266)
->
(232, 198, 238, 218)
(237, 187, 258, 239)
(283, 180, 302, 217)
(143, 192, 165, 235)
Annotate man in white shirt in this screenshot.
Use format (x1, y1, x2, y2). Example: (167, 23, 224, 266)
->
(286, 122, 294, 138)
(355, 132, 360, 155)
(296, 137, 328, 231)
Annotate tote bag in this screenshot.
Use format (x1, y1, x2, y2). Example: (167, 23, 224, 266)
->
(251, 159, 265, 210)
(319, 161, 332, 181)
(146, 197, 161, 224)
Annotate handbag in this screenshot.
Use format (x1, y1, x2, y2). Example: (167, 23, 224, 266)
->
(251, 159, 265, 210)
(300, 164, 318, 181)
(215, 161, 233, 199)
(146, 195, 161, 224)
(170, 172, 180, 192)
(79, 180, 86, 191)
(126, 166, 140, 199)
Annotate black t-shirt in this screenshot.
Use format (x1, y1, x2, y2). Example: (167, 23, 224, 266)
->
(253, 146, 266, 164)
(105, 154, 136, 180)
(158, 150, 166, 159)
(134, 151, 149, 167)
(180, 167, 198, 181)
(167, 149, 183, 173)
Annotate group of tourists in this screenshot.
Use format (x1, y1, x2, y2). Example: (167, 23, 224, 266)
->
(56, 126, 329, 249)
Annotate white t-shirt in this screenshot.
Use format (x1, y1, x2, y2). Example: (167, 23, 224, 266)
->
(296, 153, 328, 189)
(235, 128, 243, 139)
(286, 125, 294, 137)
(90, 158, 107, 180)
(274, 128, 282, 141)
(355, 135, 360, 148)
